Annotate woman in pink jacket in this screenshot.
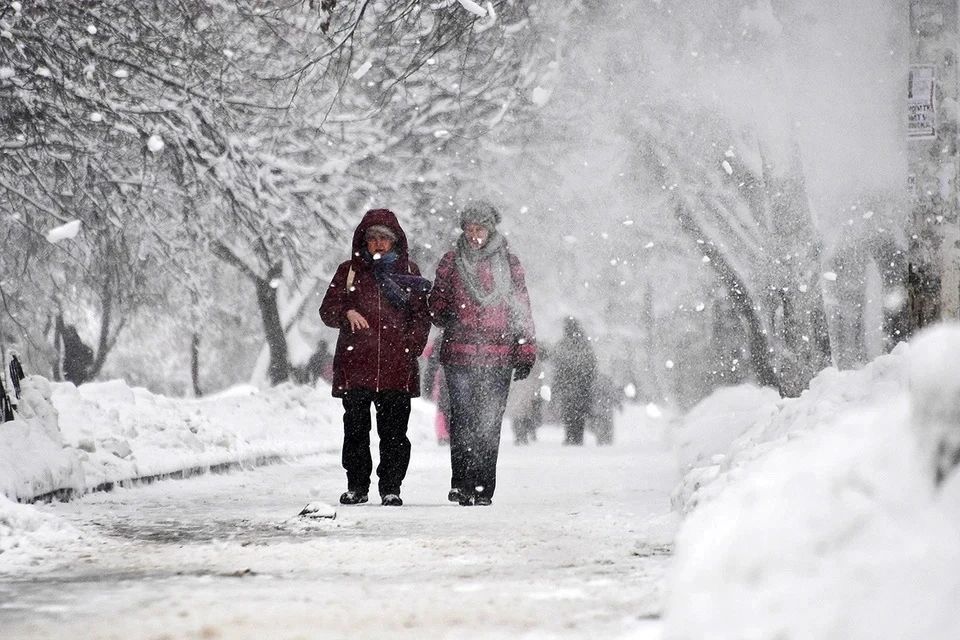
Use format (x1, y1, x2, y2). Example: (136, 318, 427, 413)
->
(320, 209, 431, 507)
(429, 200, 537, 506)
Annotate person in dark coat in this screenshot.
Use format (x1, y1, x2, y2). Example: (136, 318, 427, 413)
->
(319, 208, 432, 507)
(429, 199, 537, 506)
(56, 315, 94, 385)
(552, 316, 597, 445)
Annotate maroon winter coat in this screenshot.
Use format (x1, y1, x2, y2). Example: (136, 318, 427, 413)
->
(428, 243, 536, 368)
(319, 209, 431, 397)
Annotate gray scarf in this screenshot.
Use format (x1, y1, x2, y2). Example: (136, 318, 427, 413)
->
(454, 230, 513, 307)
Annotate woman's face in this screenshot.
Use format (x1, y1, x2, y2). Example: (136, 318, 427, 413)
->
(366, 232, 394, 256)
(464, 223, 489, 248)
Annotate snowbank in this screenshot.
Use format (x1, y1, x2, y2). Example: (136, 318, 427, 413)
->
(0, 376, 442, 504)
(662, 325, 960, 640)
(669, 383, 780, 474)
(0, 492, 87, 571)
(0, 375, 438, 570)
(0, 376, 85, 501)
(670, 343, 908, 515)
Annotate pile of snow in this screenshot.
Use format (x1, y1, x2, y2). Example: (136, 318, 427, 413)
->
(0, 376, 85, 500)
(0, 375, 437, 565)
(908, 324, 960, 483)
(670, 343, 908, 515)
(669, 383, 780, 474)
(0, 493, 88, 570)
(1, 376, 437, 503)
(51, 379, 342, 492)
(662, 324, 960, 639)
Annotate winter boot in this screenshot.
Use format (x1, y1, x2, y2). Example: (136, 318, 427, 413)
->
(339, 490, 369, 505)
(381, 494, 403, 506)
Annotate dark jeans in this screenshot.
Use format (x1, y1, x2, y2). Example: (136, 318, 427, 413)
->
(561, 405, 588, 445)
(444, 365, 512, 500)
(341, 389, 411, 497)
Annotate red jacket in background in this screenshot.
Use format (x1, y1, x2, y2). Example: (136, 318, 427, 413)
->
(319, 209, 431, 397)
(428, 244, 536, 369)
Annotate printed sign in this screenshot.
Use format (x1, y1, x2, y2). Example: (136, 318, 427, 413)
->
(908, 65, 936, 139)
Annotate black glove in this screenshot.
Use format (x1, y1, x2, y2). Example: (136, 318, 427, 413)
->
(513, 365, 532, 381)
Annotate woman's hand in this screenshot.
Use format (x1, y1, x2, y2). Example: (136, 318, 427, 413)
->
(346, 309, 369, 331)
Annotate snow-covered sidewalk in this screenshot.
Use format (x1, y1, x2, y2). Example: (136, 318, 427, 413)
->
(4, 324, 960, 639)
(2, 403, 677, 640)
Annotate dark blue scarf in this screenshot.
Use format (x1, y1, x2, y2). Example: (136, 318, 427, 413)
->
(368, 250, 432, 309)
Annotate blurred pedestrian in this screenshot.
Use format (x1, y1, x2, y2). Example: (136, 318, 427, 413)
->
(56, 315, 94, 385)
(507, 345, 548, 445)
(590, 371, 623, 446)
(319, 208, 431, 507)
(552, 317, 596, 446)
(422, 338, 451, 445)
(304, 339, 334, 384)
(429, 199, 536, 506)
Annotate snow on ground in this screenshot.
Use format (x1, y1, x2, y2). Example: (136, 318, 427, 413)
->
(3, 323, 960, 638)
(0, 494, 85, 568)
(0, 376, 434, 570)
(1, 381, 677, 640)
(2, 437, 678, 639)
(661, 323, 960, 640)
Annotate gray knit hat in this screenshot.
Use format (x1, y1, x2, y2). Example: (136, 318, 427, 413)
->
(459, 200, 501, 230)
(364, 224, 398, 241)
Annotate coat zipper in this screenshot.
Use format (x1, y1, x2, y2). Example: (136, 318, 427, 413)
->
(376, 282, 382, 392)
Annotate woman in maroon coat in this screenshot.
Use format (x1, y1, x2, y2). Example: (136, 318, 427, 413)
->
(319, 209, 431, 507)
(429, 200, 536, 506)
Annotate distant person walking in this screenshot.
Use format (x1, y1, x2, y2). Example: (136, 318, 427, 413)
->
(590, 371, 623, 446)
(319, 208, 431, 507)
(429, 199, 537, 506)
(552, 317, 597, 446)
(507, 345, 548, 445)
(304, 339, 334, 384)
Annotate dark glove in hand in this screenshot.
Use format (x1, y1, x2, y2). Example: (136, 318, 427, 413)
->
(513, 365, 532, 381)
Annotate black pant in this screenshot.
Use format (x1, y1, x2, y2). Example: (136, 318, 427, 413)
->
(563, 413, 586, 445)
(445, 365, 512, 500)
(341, 389, 411, 497)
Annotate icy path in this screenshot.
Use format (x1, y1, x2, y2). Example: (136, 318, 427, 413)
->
(1, 427, 677, 640)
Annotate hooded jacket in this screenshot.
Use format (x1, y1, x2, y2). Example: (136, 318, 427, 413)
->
(319, 209, 431, 397)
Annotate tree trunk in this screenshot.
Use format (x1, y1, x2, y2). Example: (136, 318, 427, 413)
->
(211, 241, 291, 386)
(675, 202, 782, 394)
(874, 238, 911, 350)
(191, 333, 203, 397)
(761, 147, 833, 396)
(256, 263, 290, 386)
(774, 283, 833, 397)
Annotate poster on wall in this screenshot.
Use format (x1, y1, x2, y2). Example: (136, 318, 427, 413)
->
(908, 65, 936, 140)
